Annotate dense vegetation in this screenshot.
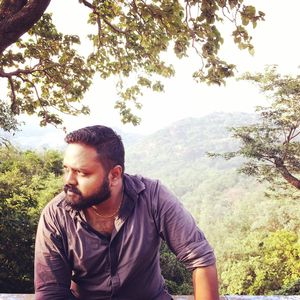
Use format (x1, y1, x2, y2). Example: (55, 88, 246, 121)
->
(0, 146, 62, 292)
(1, 112, 300, 294)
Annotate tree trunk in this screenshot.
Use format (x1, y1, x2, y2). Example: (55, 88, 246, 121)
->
(275, 157, 300, 190)
(0, 0, 51, 54)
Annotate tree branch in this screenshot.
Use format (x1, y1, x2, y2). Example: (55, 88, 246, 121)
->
(79, 0, 94, 10)
(101, 17, 128, 34)
(7, 76, 19, 114)
(0, 65, 40, 77)
(18, 75, 42, 103)
(0, 62, 60, 79)
(260, 156, 274, 164)
(274, 157, 300, 189)
(185, 1, 189, 23)
(286, 126, 296, 143)
(80, 0, 128, 35)
(222, 6, 234, 22)
(291, 130, 300, 140)
(0, 0, 51, 54)
(0, 136, 12, 148)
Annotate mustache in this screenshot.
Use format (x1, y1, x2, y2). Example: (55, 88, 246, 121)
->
(64, 184, 82, 196)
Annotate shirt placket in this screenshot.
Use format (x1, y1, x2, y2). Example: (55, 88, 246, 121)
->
(77, 212, 117, 297)
(108, 191, 136, 298)
(109, 238, 120, 295)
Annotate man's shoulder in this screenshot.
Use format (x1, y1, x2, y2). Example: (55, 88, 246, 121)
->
(125, 173, 160, 185)
(42, 191, 66, 215)
(124, 173, 161, 194)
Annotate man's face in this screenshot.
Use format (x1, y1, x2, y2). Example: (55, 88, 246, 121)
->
(63, 143, 111, 210)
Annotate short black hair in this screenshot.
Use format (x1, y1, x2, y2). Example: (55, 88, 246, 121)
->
(65, 125, 125, 174)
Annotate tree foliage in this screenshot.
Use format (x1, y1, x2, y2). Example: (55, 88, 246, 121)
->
(0, 0, 264, 130)
(0, 145, 62, 292)
(209, 66, 300, 192)
(220, 230, 300, 295)
(160, 242, 193, 295)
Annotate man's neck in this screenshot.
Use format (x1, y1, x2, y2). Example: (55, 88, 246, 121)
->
(88, 181, 123, 217)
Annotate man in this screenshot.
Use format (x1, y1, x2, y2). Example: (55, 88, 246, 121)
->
(34, 125, 219, 300)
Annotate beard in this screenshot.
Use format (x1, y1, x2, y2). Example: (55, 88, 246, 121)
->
(64, 177, 111, 211)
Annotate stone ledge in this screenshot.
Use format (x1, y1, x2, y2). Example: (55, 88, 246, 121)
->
(0, 295, 300, 300)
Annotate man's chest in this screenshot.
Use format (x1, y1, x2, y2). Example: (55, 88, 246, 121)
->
(67, 206, 160, 272)
(88, 216, 115, 236)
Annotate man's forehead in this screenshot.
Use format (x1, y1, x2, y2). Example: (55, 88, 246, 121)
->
(63, 143, 100, 164)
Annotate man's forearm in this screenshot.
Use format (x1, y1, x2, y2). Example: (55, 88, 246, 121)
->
(192, 264, 219, 300)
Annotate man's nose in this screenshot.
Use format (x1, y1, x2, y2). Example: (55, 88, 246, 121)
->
(64, 170, 77, 185)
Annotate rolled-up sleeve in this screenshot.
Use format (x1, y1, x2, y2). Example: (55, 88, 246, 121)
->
(153, 182, 216, 271)
(34, 204, 77, 300)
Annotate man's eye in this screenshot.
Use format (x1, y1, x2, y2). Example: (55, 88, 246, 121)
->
(77, 171, 88, 176)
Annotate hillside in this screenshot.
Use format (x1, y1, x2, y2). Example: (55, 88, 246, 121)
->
(126, 112, 257, 170)
(126, 111, 300, 257)
(126, 112, 258, 199)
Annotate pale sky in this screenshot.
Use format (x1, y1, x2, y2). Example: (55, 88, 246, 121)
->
(18, 1, 300, 135)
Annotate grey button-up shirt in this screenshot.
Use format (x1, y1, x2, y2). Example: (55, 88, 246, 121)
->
(34, 174, 215, 300)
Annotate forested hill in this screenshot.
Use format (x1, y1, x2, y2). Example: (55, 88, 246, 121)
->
(126, 111, 256, 169)
(126, 111, 258, 202)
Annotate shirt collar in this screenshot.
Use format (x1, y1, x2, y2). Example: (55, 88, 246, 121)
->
(123, 173, 145, 201)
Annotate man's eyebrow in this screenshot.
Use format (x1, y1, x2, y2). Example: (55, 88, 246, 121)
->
(63, 164, 91, 172)
(77, 168, 91, 173)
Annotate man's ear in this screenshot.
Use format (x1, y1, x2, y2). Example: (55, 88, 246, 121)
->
(109, 165, 123, 186)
